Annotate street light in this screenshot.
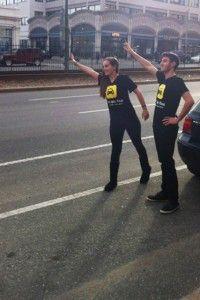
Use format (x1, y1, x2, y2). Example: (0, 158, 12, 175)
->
(112, 32, 120, 38)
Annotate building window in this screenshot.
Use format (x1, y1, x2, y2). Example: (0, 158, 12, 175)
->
(146, 10, 167, 17)
(130, 8, 143, 14)
(105, 4, 117, 10)
(188, 0, 199, 7)
(14, 0, 26, 3)
(190, 14, 198, 20)
(34, 11, 43, 16)
(170, 0, 186, 5)
(119, 6, 130, 13)
(5, 0, 14, 4)
(46, 10, 60, 16)
(20, 39, 28, 48)
(0, 27, 12, 48)
(89, 4, 100, 11)
(35, 0, 43, 2)
(68, 8, 75, 14)
(20, 17, 28, 25)
(76, 6, 87, 11)
(154, 0, 168, 2)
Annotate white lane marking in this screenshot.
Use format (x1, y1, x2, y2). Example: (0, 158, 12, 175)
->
(0, 165, 187, 220)
(28, 91, 200, 103)
(79, 103, 155, 114)
(0, 135, 154, 167)
(28, 94, 99, 102)
(0, 132, 182, 168)
(80, 108, 108, 114)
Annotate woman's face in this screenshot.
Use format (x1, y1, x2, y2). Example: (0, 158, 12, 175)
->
(102, 60, 116, 76)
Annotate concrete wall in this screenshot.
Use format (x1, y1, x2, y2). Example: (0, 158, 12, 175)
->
(0, 5, 20, 44)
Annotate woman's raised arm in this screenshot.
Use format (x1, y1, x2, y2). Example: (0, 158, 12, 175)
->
(70, 53, 99, 80)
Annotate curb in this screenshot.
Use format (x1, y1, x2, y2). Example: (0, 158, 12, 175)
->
(0, 84, 98, 93)
(0, 78, 200, 93)
(0, 81, 157, 93)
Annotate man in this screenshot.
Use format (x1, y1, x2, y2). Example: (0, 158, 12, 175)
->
(124, 43, 194, 214)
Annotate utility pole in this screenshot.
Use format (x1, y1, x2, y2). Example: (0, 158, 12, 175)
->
(64, 0, 69, 71)
(185, 2, 191, 55)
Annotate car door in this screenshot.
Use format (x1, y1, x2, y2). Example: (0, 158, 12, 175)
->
(16, 49, 24, 64)
(191, 102, 200, 145)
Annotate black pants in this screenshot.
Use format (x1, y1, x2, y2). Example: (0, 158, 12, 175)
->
(153, 125, 179, 204)
(109, 112, 150, 182)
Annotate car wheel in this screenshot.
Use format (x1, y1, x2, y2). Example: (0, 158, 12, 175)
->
(34, 59, 41, 66)
(5, 59, 12, 67)
(187, 166, 200, 177)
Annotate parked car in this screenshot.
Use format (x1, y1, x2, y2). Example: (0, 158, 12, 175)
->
(0, 48, 44, 67)
(190, 55, 200, 63)
(178, 100, 200, 177)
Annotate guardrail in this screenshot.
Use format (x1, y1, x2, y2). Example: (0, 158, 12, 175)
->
(1, 52, 200, 74)
(1, 66, 200, 80)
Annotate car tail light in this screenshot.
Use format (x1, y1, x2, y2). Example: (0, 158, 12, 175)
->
(183, 116, 193, 134)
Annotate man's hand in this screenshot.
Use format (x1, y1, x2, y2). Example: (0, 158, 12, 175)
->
(162, 116, 179, 126)
(142, 109, 149, 121)
(123, 42, 134, 54)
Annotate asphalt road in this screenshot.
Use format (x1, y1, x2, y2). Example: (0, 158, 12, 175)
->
(0, 82, 200, 300)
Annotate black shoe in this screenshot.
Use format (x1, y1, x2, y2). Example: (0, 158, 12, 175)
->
(104, 181, 117, 192)
(160, 202, 180, 214)
(147, 191, 168, 202)
(140, 167, 151, 184)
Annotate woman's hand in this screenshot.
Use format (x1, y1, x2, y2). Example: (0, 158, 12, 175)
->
(142, 109, 149, 121)
(69, 53, 99, 80)
(69, 53, 76, 63)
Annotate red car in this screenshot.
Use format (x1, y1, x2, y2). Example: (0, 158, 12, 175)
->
(1, 48, 44, 67)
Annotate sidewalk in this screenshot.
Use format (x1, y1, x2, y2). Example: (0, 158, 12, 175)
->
(0, 69, 200, 92)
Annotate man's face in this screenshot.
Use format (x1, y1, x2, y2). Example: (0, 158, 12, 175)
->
(160, 56, 175, 72)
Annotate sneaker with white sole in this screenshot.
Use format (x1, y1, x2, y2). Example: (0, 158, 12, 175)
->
(146, 191, 168, 202)
(160, 202, 180, 214)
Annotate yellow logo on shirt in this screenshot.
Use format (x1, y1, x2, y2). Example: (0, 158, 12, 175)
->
(157, 84, 166, 100)
(106, 85, 117, 100)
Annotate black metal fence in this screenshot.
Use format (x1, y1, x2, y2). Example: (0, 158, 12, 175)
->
(0, 44, 200, 73)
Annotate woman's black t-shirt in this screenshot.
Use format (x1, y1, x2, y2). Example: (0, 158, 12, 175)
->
(98, 74, 137, 116)
(154, 71, 189, 128)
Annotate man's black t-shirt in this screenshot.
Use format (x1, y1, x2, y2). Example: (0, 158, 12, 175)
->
(153, 71, 189, 128)
(98, 74, 137, 116)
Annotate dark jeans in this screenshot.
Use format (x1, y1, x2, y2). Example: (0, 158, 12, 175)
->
(153, 125, 179, 204)
(109, 112, 150, 182)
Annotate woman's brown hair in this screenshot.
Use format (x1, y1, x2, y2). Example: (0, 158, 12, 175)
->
(100, 57, 119, 98)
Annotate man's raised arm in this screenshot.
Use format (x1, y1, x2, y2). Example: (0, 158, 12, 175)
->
(124, 42, 158, 77)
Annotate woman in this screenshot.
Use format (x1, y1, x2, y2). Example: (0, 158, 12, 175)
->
(70, 54, 151, 192)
